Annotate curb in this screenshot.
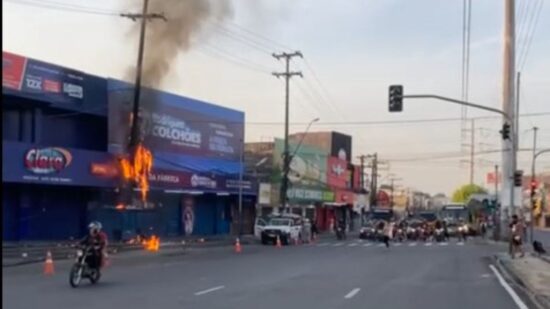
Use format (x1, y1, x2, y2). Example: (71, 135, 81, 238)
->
(494, 254, 550, 309)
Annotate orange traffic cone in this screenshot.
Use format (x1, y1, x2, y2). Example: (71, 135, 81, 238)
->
(276, 236, 282, 248)
(234, 238, 242, 253)
(44, 251, 55, 276)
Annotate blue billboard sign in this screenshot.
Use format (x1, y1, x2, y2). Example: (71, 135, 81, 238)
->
(2, 141, 118, 188)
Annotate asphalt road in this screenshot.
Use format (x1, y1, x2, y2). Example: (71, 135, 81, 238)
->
(3, 238, 527, 309)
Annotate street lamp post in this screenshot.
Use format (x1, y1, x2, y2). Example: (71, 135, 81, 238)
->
(281, 117, 319, 213)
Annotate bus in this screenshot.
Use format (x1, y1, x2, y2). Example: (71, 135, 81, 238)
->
(440, 204, 470, 223)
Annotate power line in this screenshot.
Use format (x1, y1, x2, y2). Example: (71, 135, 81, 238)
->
(518, 0, 545, 70)
(5, 0, 120, 16)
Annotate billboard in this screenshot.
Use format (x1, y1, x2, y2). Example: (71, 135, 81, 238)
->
(2, 141, 117, 187)
(327, 156, 350, 189)
(273, 138, 328, 188)
(331, 132, 352, 162)
(108, 79, 244, 161)
(2, 51, 85, 104)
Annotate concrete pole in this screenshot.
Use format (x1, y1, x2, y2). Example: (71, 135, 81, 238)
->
(501, 0, 516, 235)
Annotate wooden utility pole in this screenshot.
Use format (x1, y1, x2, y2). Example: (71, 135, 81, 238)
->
(121, 0, 167, 148)
(272, 51, 303, 210)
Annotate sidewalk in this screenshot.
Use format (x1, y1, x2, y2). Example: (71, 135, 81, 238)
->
(496, 252, 550, 308)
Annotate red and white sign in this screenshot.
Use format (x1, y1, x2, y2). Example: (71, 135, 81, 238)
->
(43, 79, 61, 93)
(2, 52, 27, 90)
(24, 147, 72, 174)
(327, 156, 349, 189)
(486, 171, 501, 185)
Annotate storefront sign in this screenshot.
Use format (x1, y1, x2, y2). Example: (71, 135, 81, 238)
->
(108, 79, 244, 161)
(3, 141, 117, 187)
(24, 147, 72, 174)
(327, 156, 349, 189)
(258, 183, 271, 205)
(287, 188, 335, 202)
(2, 52, 85, 104)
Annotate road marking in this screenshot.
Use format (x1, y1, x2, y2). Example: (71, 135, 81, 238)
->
(363, 243, 372, 247)
(489, 265, 528, 309)
(409, 242, 417, 247)
(425, 242, 433, 246)
(394, 243, 402, 247)
(344, 288, 361, 299)
(457, 242, 465, 246)
(348, 243, 358, 247)
(194, 285, 225, 296)
(317, 243, 330, 247)
(439, 242, 448, 246)
(333, 243, 344, 247)
(377, 243, 386, 247)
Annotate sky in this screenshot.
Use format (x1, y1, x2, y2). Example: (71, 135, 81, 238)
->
(3, 0, 550, 195)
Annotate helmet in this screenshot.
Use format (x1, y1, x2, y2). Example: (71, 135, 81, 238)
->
(88, 221, 102, 231)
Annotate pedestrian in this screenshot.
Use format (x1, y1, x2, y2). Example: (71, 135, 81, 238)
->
(311, 220, 318, 241)
(509, 215, 525, 259)
(383, 220, 394, 248)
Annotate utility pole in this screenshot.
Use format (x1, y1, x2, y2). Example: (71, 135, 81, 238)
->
(369, 153, 378, 207)
(494, 164, 500, 241)
(273, 51, 303, 211)
(358, 155, 366, 189)
(502, 0, 517, 230)
(469, 119, 475, 184)
(530, 127, 538, 242)
(122, 0, 167, 149)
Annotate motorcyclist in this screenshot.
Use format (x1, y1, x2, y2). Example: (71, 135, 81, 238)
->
(79, 221, 108, 269)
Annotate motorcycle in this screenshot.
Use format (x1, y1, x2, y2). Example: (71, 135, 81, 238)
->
(69, 246, 101, 288)
(434, 228, 445, 242)
(393, 228, 405, 242)
(457, 225, 469, 242)
(335, 226, 346, 240)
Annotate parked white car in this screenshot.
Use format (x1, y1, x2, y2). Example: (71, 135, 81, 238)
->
(255, 214, 304, 245)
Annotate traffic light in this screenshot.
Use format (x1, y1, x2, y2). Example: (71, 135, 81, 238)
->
(530, 179, 538, 199)
(389, 85, 403, 112)
(500, 123, 511, 140)
(513, 170, 523, 187)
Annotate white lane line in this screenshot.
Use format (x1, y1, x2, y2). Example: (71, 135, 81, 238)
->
(489, 265, 528, 309)
(194, 285, 225, 296)
(409, 242, 417, 247)
(348, 243, 358, 247)
(363, 243, 372, 247)
(344, 288, 361, 299)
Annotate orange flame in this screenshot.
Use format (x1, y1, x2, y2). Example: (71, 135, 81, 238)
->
(119, 143, 153, 201)
(143, 235, 160, 252)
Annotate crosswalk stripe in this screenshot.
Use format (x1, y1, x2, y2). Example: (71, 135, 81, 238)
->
(409, 242, 417, 247)
(317, 243, 330, 247)
(425, 242, 433, 246)
(363, 243, 372, 247)
(377, 243, 386, 247)
(395, 243, 402, 247)
(349, 243, 358, 247)
(457, 242, 465, 246)
(333, 243, 344, 247)
(439, 242, 449, 246)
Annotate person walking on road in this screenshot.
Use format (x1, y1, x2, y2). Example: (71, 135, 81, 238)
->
(509, 215, 525, 259)
(383, 220, 395, 248)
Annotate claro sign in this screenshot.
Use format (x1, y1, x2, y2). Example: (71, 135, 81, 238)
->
(24, 147, 72, 174)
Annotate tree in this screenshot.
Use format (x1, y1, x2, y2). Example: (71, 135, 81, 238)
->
(451, 184, 487, 203)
